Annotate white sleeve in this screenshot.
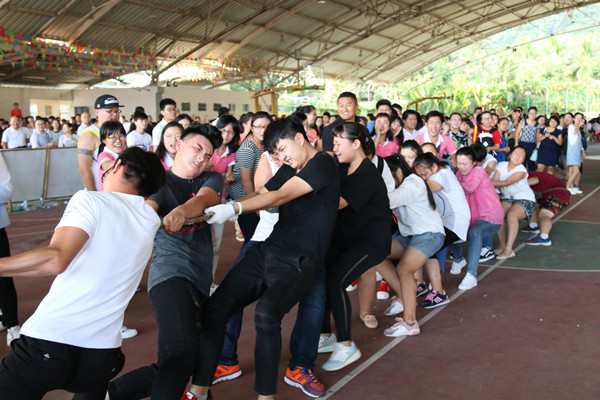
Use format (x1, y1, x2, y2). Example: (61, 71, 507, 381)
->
(56, 191, 97, 237)
(30, 133, 39, 148)
(389, 176, 423, 209)
(152, 124, 162, 147)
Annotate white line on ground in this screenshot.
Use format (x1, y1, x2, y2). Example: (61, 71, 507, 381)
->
(322, 184, 600, 399)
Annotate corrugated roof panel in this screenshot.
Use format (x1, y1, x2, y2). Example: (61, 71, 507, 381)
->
(11, 0, 71, 13)
(0, 10, 48, 35)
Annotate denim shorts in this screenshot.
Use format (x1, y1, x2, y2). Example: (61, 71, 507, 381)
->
(394, 231, 445, 258)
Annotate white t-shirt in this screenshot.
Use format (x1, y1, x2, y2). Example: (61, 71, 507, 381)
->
(127, 131, 153, 152)
(77, 123, 89, 136)
(389, 174, 445, 236)
(430, 167, 471, 241)
(371, 155, 395, 195)
(30, 130, 51, 148)
(402, 128, 415, 141)
(495, 162, 536, 202)
(1, 127, 28, 148)
(251, 152, 280, 242)
(21, 190, 160, 349)
(58, 134, 77, 148)
(152, 119, 168, 147)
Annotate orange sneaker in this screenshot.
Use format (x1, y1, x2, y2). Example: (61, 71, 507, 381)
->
(284, 366, 325, 398)
(212, 363, 242, 385)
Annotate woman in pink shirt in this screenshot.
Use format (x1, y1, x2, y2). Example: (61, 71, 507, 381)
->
(211, 115, 240, 194)
(414, 111, 458, 166)
(373, 113, 399, 158)
(455, 146, 504, 291)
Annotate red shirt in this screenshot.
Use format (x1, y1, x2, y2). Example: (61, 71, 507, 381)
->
(10, 109, 22, 117)
(528, 171, 570, 204)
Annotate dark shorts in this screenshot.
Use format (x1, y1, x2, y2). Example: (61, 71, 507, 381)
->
(540, 195, 568, 216)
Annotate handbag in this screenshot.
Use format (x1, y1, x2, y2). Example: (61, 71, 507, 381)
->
(530, 148, 538, 162)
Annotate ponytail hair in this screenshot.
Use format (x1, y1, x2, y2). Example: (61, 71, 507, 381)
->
(414, 152, 443, 170)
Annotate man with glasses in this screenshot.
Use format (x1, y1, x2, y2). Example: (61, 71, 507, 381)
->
(0, 147, 166, 399)
(152, 98, 178, 152)
(77, 95, 123, 191)
(108, 124, 224, 400)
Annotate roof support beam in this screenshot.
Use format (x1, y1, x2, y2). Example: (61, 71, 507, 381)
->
(67, 0, 123, 44)
(34, 0, 79, 37)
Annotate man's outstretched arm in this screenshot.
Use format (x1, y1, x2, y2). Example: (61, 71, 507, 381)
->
(0, 227, 88, 277)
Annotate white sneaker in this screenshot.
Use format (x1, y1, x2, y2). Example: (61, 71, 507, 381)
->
(0, 308, 5, 332)
(450, 259, 467, 275)
(121, 326, 138, 339)
(458, 273, 478, 291)
(6, 325, 20, 347)
(318, 333, 336, 353)
(383, 296, 404, 316)
(383, 318, 420, 337)
(321, 342, 362, 371)
(573, 188, 583, 194)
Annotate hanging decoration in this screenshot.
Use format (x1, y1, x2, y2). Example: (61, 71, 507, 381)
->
(0, 27, 273, 84)
(0, 27, 155, 77)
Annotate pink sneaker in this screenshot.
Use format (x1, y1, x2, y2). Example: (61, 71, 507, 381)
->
(383, 317, 420, 337)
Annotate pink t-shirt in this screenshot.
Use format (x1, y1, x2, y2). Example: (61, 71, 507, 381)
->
(210, 148, 236, 175)
(96, 151, 117, 192)
(375, 140, 399, 158)
(455, 166, 504, 226)
(415, 132, 457, 157)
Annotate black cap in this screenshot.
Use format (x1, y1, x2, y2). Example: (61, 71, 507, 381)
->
(95, 95, 124, 110)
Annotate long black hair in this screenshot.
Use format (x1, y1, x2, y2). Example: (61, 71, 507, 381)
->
(155, 121, 184, 160)
(99, 120, 126, 154)
(215, 114, 241, 153)
(385, 154, 436, 210)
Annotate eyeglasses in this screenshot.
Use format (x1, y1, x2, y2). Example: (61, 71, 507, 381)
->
(220, 129, 235, 135)
(101, 109, 120, 115)
(252, 125, 269, 131)
(107, 134, 126, 142)
(101, 165, 115, 183)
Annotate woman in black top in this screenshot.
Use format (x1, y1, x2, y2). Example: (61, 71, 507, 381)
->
(320, 123, 390, 372)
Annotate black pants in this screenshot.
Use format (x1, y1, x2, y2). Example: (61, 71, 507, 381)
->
(321, 244, 385, 342)
(194, 242, 319, 396)
(108, 278, 207, 400)
(0, 335, 124, 400)
(0, 227, 18, 329)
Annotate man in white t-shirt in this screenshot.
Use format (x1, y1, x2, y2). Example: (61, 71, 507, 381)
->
(1, 116, 29, 149)
(151, 98, 177, 151)
(30, 119, 57, 149)
(0, 147, 166, 399)
(126, 111, 152, 151)
(76, 111, 91, 136)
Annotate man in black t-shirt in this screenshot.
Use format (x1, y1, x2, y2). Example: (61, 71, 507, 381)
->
(189, 118, 340, 400)
(322, 92, 360, 153)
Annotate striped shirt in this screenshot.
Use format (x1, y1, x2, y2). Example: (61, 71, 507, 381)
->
(228, 137, 262, 200)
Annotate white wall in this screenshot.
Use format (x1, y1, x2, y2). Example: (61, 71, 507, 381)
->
(72, 87, 159, 121)
(0, 87, 73, 119)
(162, 87, 255, 121)
(2, 85, 255, 122)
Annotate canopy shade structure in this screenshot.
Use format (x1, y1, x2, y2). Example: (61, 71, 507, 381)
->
(1, 0, 600, 88)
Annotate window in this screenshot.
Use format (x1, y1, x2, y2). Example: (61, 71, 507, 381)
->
(181, 102, 190, 112)
(228, 104, 236, 112)
(198, 103, 207, 111)
(213, 103, 222, 111)
(45, 105, 52, 116)
(59, 104, 71, 120)
(243, 104, 250, 112)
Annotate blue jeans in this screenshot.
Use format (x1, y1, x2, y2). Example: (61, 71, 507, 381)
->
(483, 235, 493, 250)
(466, 220, 501, 277)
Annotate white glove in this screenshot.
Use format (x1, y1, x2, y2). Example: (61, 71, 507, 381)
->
(206, 203, 236, 224)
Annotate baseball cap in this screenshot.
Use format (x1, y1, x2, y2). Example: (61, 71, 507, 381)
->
(95, 95, 124, 110)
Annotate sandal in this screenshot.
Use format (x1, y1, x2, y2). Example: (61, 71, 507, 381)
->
(493, 248, 505, 256)
(359, 313, 378, 329)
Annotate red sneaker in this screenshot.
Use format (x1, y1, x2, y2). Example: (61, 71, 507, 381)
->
(284, 367, 326, 398)
(377, 281, 389, 300)
(212, 363, 242, 385)
(181, 390, 213, 400)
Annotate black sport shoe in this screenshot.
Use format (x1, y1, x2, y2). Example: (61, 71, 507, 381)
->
(421, 290, 450, 309)
(416, 280, 428, 298)
(479, 248, 495, 263)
